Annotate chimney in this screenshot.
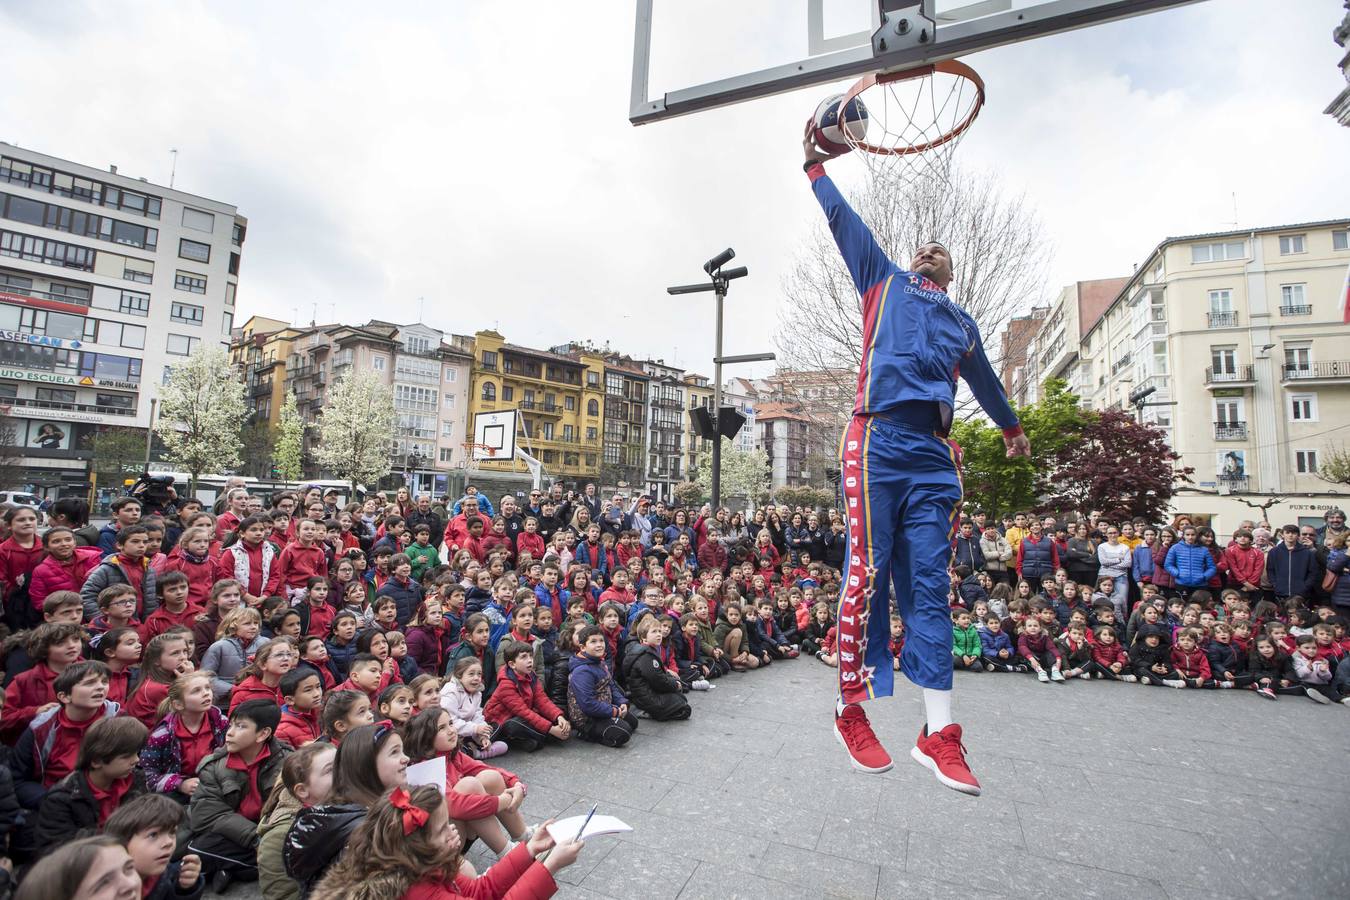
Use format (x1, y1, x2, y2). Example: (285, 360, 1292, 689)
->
(109, 165, 117, 174)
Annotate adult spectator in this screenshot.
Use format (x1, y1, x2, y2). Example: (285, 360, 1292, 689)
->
(499, 495, 525, 547)
(97, 497, 143, 557)
(631, 496, 654, 547)
(1096, 525, 1131, 615)
(577, 483, 602, 522)
(803, 513, 827, 563)
(648, 500, 672, 536)
(323, 488, 342, 518)
(599, 493, 633, 539)
(1064, 522, 1099, 588)
(1316, 507, 1346, 547)
(979, 524, 1012, 586)
(211, 476, 248, 515)
(952, 520, 984, 574)
(47, 498, 101, 548)
(663, 509, 696, 549)
(524, 488, 545, 520)
(1299, 524, 1330, 601)
(1015, 518, 1058, 585)
(405, 493, 444, 549)
(535, 497, 563, 545)
(1265, 526, 1315, 603)
(443, 495, 491, 551)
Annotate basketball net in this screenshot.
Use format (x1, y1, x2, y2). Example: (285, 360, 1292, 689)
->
(842, 60, 985, 189)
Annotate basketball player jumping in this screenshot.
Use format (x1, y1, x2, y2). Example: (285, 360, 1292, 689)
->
(803, 123, 1030, 794)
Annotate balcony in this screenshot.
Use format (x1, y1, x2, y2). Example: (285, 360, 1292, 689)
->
(652, 395, 682, 409)
(1206, 311, 1239, 328)
(1282, 361, 1350, 384)
(1214, 422, 1247, 441)
(11, 398, 135, 417)
(1279, 304, 1312, 317)
(0, 284, 91, 309)
(1204, 365, 1254, 388)
(1217, 475, 1249, 493)
(519, 399, 562, 416)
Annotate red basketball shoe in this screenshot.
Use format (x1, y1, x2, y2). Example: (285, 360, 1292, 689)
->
(833, 703, 893, 773)
(911, 723, 982, 795)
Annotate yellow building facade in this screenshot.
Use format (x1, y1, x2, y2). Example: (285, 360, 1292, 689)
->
(231, 315, 301, 427)
(467, 330, 606, 484)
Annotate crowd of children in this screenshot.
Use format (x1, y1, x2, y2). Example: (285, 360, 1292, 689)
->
(0, 486, 842, 898)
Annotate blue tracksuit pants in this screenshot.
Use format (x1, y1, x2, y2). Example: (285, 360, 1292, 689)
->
(838, 414, 962, 702)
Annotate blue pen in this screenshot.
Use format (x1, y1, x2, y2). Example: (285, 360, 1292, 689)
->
(575, 802, 599, 842)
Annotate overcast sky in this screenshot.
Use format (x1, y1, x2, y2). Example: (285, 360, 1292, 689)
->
(2, 1, 1347, 379)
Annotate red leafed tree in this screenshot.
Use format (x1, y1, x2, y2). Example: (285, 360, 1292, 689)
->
(1035, 410, 1193, 522)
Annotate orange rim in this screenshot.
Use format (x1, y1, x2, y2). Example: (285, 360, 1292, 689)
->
(841, 58, 985, 157)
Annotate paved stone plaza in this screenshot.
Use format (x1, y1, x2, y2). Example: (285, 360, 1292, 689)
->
(230, 659, 1350, 898)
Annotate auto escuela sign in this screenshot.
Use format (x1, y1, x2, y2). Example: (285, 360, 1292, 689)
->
(0, 332, 137, 390)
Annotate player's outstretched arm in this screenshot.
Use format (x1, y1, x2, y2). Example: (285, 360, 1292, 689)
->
(959, 324, 1030, 458)
(802, 120, 891, 300)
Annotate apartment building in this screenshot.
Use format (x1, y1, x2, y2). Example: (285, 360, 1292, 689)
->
(232, 315, 300, 423)
(468, 330, 604, 486)
(1079, 220, 1350, 530)
(643, 359, 685, 501)
(757, 403, 813, 488)
(682, 373, 714, 482)
(722, 378, 758, 453)
(1014, 278, 1128, 406)
(601, 357, 650, 491)
(0, 143, 243, 496)
(1000, 307, 1048, 403)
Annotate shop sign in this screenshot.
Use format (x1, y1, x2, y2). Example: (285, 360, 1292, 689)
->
(0, 329, 81, 349)
(0, 367, 79, 385)
(7, 403, 132, 426)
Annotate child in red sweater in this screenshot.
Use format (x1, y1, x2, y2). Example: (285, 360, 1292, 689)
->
(229, 639, 294, 713)
(141, 571, 201, 644)
(276, 520, 329, 600)
(121, 631, 195, 728)
(401, 707, 529, 858)
(484, 641, 570, 752)
(95, 626, 142, 705)
(1, 622, 85, 743)
(275, 668, 324, 748)
(12, 660, 118, 808)
(33, 716, 148, 849)
(335, 654, 388, 706)
(1171, 628, 1216, 689)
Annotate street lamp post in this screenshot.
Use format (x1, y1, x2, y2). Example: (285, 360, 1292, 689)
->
(667, 249, 775, 508)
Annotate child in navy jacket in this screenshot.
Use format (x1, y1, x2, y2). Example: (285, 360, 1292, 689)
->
(978, 616, 1020, 672)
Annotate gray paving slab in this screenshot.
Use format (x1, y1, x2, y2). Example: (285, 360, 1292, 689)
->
(218, 657, 1350, 899)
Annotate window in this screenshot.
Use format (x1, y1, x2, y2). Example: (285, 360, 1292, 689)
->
(80, 352, 141, 383)
(179, 238, 211, 263)
(441, 421, 456, 437)
(371, 355, 386, 372)
(541, 422, 554, 440)
(222, 311, 233, 335)
(1334, 229, 1349, 251)
(1191, 241, 1245, 263)
(587, 371, 599, 387)
(1214, 399, 1242, 425)
(502, 385, 514, 402)
(96, 320, 146, 350)
(0, 229, 95, 270)
(1290, 393, 1317, 422)
(481, 382, 496, 401)
(587, 399, 599, 416)
(122, 258, 153, 283)
(1284, 344, 1311, 374)
(585, 453, 596, 468)
(170, 302, 204, 325)
(0, 271, 32, 292)
(587, 427, 597, 441)
(119, 291, 150, 316)
(181, 207, 215, 232)
(47, 281, 90, 304)
(1295, 450, 1318, 474)
(229, 252, 239, 276)
(96, 392, 135, 411)
(442, 366, 457, 382)
(232, 222, 245, 245)
(442, 392, 455, 410)
(565, 395, 575, 411)
(1210, 347, 1236, 376)
(1279, 284, 1308, 314)
(35, 387, 76, 403)
(439, 447, 453, 463)
(1278, 234, 1305, 255)
(174, 271, 206, 294)
(481, 351, 498, 370)
(562, 425, 574, 441)
(166, 333, 199, 356)
(1207, 290, 1233, 313)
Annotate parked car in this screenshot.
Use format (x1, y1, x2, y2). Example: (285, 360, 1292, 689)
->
(0, 490, 44, 524)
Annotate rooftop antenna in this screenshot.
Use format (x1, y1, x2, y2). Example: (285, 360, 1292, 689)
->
(418, 296, 425, 322)
(169, 149, 178, 189)
(311, 302, 317, 327)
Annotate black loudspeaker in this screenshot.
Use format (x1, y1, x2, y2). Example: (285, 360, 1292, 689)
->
(690, 406, 747, 441)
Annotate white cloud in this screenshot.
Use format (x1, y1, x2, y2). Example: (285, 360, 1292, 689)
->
(0, 0, 1346, 376)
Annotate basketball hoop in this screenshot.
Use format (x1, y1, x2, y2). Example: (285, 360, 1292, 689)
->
(461, 441, 498, 471)
(841, 59, 985, 187)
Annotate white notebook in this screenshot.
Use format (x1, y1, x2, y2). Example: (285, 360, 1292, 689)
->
(404, 757, 447, 794)
(546, 813, 633, 842)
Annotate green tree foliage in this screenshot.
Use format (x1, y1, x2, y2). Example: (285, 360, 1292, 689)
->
(772, 484, 836, 513)
(316, 371, 396, 493)
(672, 481, 704, 508)
(86, 427, 148, 481)
(274, 392, 305, 481)
(949, 377, 1088, 518)
(1317, 445, 1350, 487)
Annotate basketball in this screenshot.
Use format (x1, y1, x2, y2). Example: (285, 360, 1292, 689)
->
(812, 92, 869, 154)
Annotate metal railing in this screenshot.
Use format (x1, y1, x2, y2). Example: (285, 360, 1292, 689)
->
(1214, 422, 1247, 441)
(1204, 365, 1253, 384)
(12, 398, 134, 416)
(1206, 311, 1239, 328)
(1279, 304, 1312, 316)
(1282, 360, 1350, 381)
